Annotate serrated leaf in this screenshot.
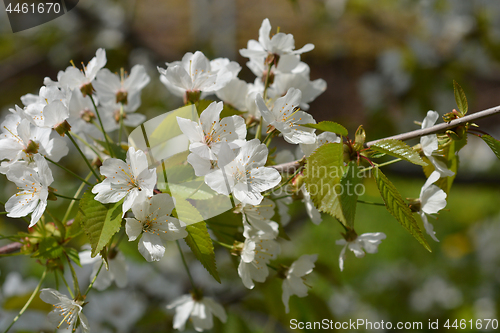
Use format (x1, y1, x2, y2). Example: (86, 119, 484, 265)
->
(302, 121, 348, 137)
(481, 134, 500, 160)
(65, 247, 81, 267)
(304, 143, 346, 226)
(373, 167, 431, 252)
(175, 198, 220, 283)
(78, 189, 123, 257)
(453, 80, 468, 115)
(370, 139, 427, 166)
(340, 161, 363, 228)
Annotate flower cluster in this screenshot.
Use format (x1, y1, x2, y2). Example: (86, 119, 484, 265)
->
(0, 16, 473, 333)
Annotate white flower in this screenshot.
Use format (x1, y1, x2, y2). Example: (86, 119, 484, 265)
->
(256, 88, 316, 144)
(282, 254, 318, 313)
(125, 193, 187, 262)
(246, 54, 301, 78)
(272, 70, 327, 111)
(238, 233, 281, 289)
(239, 18, 314, 59)
(92, 147, 157, 216)
(239, 198, 279, 239)
(336, 232, 386, 272)
(300, 185, 322, 225)
(418, 172, 447, 242)
(99, 101, 147, 132)
(93, 64, 150, 106)
(215, 78, 249, 111)
(204, 140, 281, 205)
(177, 101, 246, 161)
(300, 131, 340, 157)
(210, 57, 241, 80)
(167, 294, 227, 332)
(5, 154, 53, 227)
(0, 118, 68, 172)
(59, 48, 107, 94)
(79, 248, 128, 290)
(40, 288, 89, 333)
(420, 111, 454, 177)
(158, 51, 232, 100)
(22, 86, 69, 126)
(67, 89, 103, 137)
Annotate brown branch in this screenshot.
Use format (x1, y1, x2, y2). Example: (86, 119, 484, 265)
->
(365, 104, 500, 147)
(271, 105, 500, 173)
(0, 242, 22, 255)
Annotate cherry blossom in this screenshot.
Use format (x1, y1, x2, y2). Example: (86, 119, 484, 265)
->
(125, 193, 187, 262)
(256, 88, 316, 144)
(40, 288, 89, 333)
(5, 154, 53, 227)
(336, 232, 386, 271)
(92, 147, 156, 216)
(167, 294, 227, 332)
(204, 140, 281, 205)
(281, 254, 318, 313)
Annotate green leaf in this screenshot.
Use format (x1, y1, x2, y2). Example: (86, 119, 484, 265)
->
(304, 143, 346, 226)
(31, 237, 63, 260)
(453, 80, 468, 116)
(302, 121, 348, 137)
(340, 161, 363, 228)
(370, 139, 427, 166)
(481, 134, 500, 160)
(65, 247, 81, 267)
(77, 189, 123, 257)
(373, 167, 431, 252)
(175, 198, 220, 283)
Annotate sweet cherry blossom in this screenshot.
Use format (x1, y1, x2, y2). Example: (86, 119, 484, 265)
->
(0, 118, 68, 171)
(5, 154, 53, 227)
(158, 51, 232, 102)
(282, 254, 318, 313)
(79, 247, 128, 291)
(420, 111, 455, 177)
(167, 294, 227, 332)
(238, 228, 281, 289)
(336, 232, 386, 271)
(92, 147, 156, 216)
(239, 18, 314, 59)
(93, 64, 150, 106)
(125, 193, 187, 262)
(256, 88, 316, 144)
(59, 48, 107, 95)
(204, 140, 281, 205)
(177, 101, 246, 161)
(40, 288, 89, 333)
(417, 172, 448, 242)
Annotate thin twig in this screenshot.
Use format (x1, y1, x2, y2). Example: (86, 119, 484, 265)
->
(271, 105, 500, 173)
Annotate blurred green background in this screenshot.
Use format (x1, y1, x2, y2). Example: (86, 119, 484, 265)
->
(1, 0, 500, 332)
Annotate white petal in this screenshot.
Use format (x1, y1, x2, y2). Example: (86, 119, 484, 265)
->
(138, 232, 165, 262)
